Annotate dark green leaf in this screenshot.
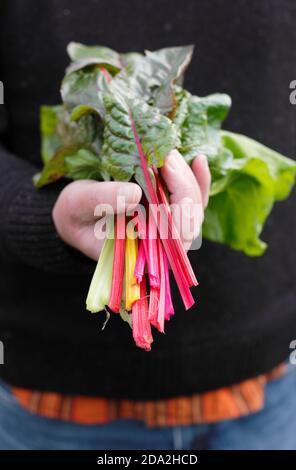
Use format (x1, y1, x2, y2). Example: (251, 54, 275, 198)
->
(65, 149, 102, 180)
(40, 106, 65, 163)
(101, 92, 179, 181)
(61, 68, 109, 117)
(121, 46, 194, 113)
(66, 42, 121, 76)
(33, 147, 72, 188)
(67, 42, 121, 66)
(146, 45, 194, 113)
(37, 105, 104, 187)
(36, 43, 296, 258)
(176, 92, 232, 163)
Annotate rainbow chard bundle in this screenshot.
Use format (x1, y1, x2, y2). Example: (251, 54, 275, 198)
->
(35, 43, 296, 350)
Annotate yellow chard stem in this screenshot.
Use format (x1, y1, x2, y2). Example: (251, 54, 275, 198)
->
(125, 225, 140, 311)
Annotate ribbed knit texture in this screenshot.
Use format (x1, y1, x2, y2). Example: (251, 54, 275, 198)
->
(0, 0, 295, 399)
(0, 147, 92, 275)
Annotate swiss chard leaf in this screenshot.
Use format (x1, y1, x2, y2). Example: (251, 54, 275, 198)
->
(203, 131, 296, 255)
(67, 42, 121, 66)
(35, 106, 104, 187)
(66, 42, 121, 75)
(145, 45, 194, 113)
(65, 149, 102, 180)
(64, 45, 194, 117)
(122, 46, 194, 113)
(221, 131, 296, 200)
(40, 106, 66, 164)
(100, 91, 180, 181)
(175, 91, 232, 164)
(61, 67, 109, 118)
(33, 147, 70, 188)
(175, 91, 296, 255)
(36, 43, 296, 258)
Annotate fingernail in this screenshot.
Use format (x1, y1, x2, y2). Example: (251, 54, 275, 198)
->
(197, 153, 207, 164)
(165, 149, 181, 173)
(118, 183, 142, 204)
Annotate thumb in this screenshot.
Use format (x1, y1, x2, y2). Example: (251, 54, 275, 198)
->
(69, 180, 142, 216)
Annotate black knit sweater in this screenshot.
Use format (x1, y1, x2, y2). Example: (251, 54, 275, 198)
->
(0, 0, 295, 399)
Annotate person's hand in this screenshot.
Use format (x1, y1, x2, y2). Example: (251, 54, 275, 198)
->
(160, 149, 211, 249)
(52, 180, 142, 261)
(52, 150, 211, 260)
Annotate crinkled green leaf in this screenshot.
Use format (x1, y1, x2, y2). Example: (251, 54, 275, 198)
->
(66, 58, 120, 76)
(61, 68, 109, 118)
(41, 105, 103, 155)
(65, 149, 102, 180)
(70, 104, 97, 122)
(66, 42, 121, 76)
(33, 147, 70, 188)
(36, 43, 296, 258)
(204, 174, 272, 256)
(121, 46, 194, 113)
(145, 45, 194, 113)
(100, 91, 180, 181)
(36, 107, 103, 187)
(221, 131, 296, 200)
(67, 42, 121, 67)
(35, 146, 103, 189)
(67, 44, 193, 111)
(203, 131, 296, 256)
(40, 106, 65, 163)
(176, 91, 232, 163)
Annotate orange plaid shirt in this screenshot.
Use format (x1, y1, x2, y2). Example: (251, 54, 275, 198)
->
(11, 364, 285, 428)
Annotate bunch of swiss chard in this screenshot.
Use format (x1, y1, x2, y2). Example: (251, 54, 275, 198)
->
(35, 43, 296, 350)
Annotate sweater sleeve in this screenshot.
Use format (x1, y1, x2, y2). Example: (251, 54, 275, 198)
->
(0, 143, 93, 275)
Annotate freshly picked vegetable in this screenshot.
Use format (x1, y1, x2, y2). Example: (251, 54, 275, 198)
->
(35, 43, 296, 350)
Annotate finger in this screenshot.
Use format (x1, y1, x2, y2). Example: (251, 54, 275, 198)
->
(160, 150, 201, 205)
(160, 149, 203, 245)
(192, 154, 211, 208)
(69, 180, 142, 218)
(75, 225, 105, 261)
(170, 197, 202, 249)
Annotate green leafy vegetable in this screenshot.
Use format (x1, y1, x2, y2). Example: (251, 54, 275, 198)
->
(175, 91, 232, 164)
(66, 42, 121, 76)
(36, 43, 296, 256)
(35, 106, 103, 187)
(40, 106, 66, 164)
(100, 91, 179, 181)
(67, 42, 122, 67)
(123, 46, 194, 113)
(202, 131, 296, 255)
(66, 149, 102, 180)
(33, 147, 69, 188)
(61, 67, 109, 118)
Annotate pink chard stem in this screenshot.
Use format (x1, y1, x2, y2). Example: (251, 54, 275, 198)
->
(108, 213, 126, 313)
(132, 277, 153, 351)
(156, 238, 166, 333)
(147, 207, 160, 288)
(148, 287, 159, 329)
(134, 239, 146, 284)
(130, 114, 196, 311)
(163, 250, 175, 320)
(154, 168, 198, 288)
